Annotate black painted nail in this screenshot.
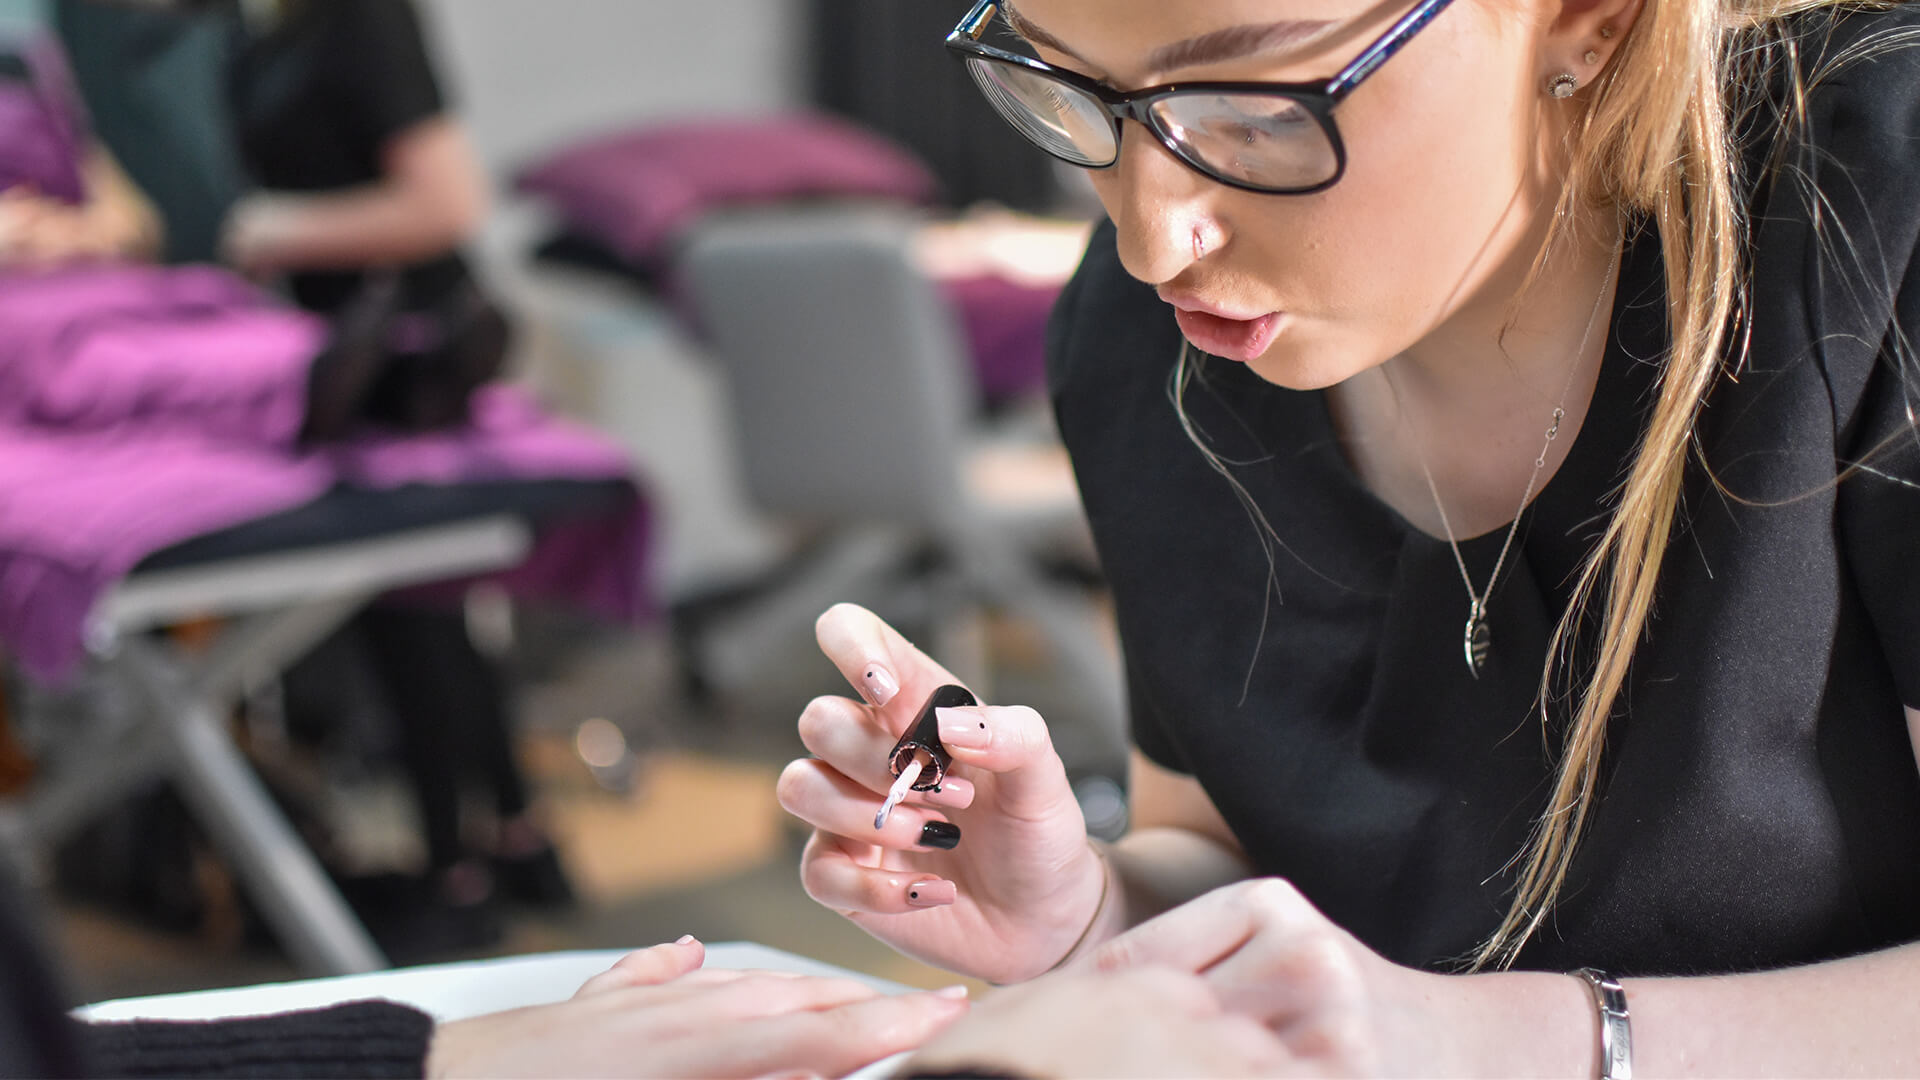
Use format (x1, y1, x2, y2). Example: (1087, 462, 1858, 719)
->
(919, 821, 961, 850)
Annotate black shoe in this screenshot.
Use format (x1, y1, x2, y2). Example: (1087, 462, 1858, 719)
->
(335, 870, 504, 965)
(491, 845, 577, 910)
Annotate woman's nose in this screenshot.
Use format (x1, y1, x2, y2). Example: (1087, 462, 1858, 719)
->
(1091, 121, 1228, 286)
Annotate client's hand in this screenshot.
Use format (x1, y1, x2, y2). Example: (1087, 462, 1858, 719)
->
(908, 967, 1294, 1078)
(426, 937, 969, 1079)
(1089, 878, 1510, 1077)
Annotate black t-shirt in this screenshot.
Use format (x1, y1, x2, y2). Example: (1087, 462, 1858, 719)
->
(1050, 4, 1920, 977)
(230, 0, 471, 314)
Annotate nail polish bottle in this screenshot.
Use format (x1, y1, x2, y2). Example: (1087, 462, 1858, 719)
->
(889, 684, 974, 792)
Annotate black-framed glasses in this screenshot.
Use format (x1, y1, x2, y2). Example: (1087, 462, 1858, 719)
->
(945, 0, 1457, 195)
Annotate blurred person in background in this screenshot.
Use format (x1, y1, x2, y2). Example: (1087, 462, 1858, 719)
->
(216, 0, 578, 940)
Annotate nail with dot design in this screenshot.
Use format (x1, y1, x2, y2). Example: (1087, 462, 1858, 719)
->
(860, 664, 899, 708)
(907, 879, 956, 908)
(934, 706, 992, 750)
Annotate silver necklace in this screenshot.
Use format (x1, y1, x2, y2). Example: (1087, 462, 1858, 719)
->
(1418, 248, 1619, 678)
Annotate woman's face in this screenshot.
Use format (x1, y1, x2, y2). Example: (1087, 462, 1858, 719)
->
(1009, 0, 1568, 390)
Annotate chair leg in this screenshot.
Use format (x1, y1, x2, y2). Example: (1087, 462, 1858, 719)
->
(119, 640, 386, 975)
(949, 531, 1129, 762)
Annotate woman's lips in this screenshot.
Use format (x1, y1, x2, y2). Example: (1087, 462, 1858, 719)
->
(1171, 307, 1283, 363)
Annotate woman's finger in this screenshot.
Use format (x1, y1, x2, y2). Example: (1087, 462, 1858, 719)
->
(800, 831, 957, 914)
(814, 603, 967, 727)
(572, 937, 705, 998)
(779, 759, 963, 853)
(926, 704, 1074, 813)
(792, 697, 978, 812)
(795, 694, 905, 794)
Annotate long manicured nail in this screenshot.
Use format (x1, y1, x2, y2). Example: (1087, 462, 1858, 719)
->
(906, 879, 956, 908)
(923, 776, 975, 810)
(861, 664, 900, 708)
(919, 821, 961, 850)
(935, 706, 990, 749)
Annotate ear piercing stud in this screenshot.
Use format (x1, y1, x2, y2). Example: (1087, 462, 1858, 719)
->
(1600, 25, 1616, 38)
(1548, 73, 1580, 98)
(1585, 49, 1600, 64)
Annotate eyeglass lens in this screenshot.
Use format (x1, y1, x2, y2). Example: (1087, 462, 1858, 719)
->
(962, 55, 1340, 192)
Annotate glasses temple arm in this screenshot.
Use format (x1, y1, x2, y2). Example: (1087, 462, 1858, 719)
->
(1326, 0, 1457, 97)
(953, 0, 997, 43)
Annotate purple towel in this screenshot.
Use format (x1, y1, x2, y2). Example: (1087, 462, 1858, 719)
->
(0, 265, 650, 681)
(940, 274, 1062, 402)
(0, 34, 89, 203)
(0, 265, 315, 444)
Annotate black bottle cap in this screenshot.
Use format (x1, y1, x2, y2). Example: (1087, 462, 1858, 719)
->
(888, 684, 975, 792)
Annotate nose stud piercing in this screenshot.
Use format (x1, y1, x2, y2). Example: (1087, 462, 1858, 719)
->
(1548, 73, 1580, 98)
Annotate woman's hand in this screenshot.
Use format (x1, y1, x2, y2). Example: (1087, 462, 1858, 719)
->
(909, 967, 1296, 1078)
(427, 937, 970, 1079)
(777, 603, 1106, 984)
(1087, 879, 1590, 1078)
(0, 190, 107, 267)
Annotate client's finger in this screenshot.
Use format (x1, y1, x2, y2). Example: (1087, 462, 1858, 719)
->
(573, 937, 705, 998)
(745, 989, 971, 1080)
(800, 832, 957, 914)
(691, 973, 881, 1021)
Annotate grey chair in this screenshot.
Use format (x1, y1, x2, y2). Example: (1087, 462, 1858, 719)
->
(678, 208, 1126, 768)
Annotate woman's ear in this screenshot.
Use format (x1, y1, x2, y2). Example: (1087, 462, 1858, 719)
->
(1541, 0, 1646, 90)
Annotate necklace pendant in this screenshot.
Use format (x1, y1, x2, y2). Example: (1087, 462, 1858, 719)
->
(1464, 601, 1491, 678)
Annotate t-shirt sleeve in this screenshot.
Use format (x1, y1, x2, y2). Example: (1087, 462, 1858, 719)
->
(330, 0, 447, 152)
(1046, 220, 1193, 774)
(1837, 246, 1920, 711)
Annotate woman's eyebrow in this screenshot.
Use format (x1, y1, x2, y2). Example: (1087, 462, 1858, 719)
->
(999, 1, 1336, 74)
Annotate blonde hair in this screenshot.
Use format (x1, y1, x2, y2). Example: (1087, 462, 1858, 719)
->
(1172, 0, 1920, 969)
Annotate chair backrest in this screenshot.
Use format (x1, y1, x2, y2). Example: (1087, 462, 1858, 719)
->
(680, 208, 975, 527)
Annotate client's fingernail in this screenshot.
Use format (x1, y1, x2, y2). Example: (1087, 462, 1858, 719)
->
(919, 821, 962, 850)
(861, 664, 900, 708)
(935, 985, 971, 1000)
(675, 934, 697, 946)
(906, 879, 956, 908)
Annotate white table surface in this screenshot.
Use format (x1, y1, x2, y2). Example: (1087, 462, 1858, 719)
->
(76, 942, 909, 1023)
(74, 943, 921, 1079)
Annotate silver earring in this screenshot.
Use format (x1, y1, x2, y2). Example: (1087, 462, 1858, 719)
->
(1599, 25, 1616, 38)
(1585, 49, 1600, 64)
(1547, 72, 1579, 98)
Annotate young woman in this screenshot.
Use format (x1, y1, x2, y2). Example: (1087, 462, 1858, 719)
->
(779, 0, 1920, 1073)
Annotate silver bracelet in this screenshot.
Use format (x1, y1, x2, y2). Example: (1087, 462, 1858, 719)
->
(1571, 967, 1632, 1080)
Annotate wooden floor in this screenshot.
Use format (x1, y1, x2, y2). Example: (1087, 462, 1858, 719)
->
(47, 625, 1032, 1006)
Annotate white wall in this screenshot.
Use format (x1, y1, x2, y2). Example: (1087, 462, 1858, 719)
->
(417, 0, 805, 173)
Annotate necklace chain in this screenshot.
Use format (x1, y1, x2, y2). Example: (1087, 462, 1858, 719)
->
(1419, 244, 1621, 677)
